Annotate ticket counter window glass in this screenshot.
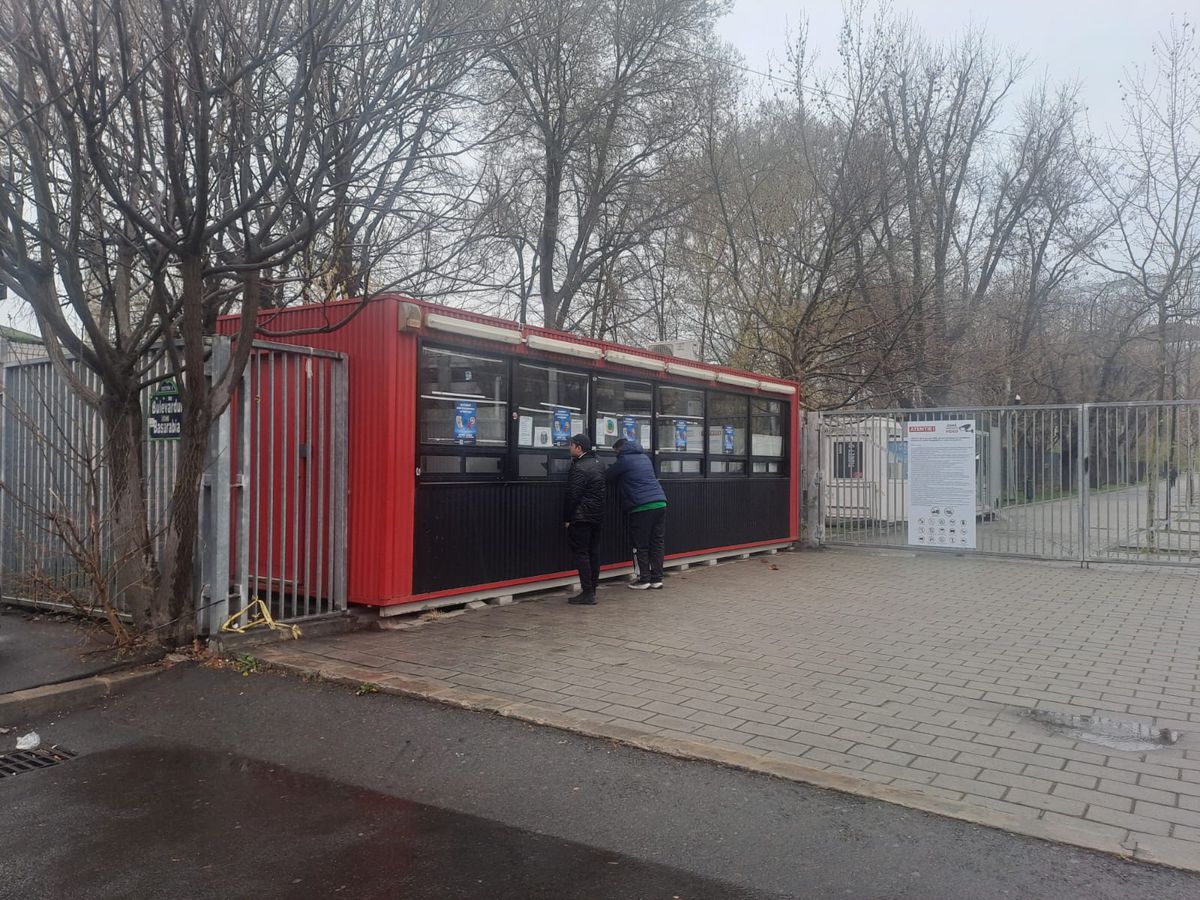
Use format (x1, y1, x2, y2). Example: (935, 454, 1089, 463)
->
(418, 348, 508, 447)
(751, 399, 786, 474)
(656, 385, 705, 476)
(594, 376, 653, 450)
(708, 392, 748, 474)
(516, 363, 589, 478)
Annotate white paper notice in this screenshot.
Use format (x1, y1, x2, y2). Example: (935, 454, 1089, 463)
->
(518, 416, 534, 447)
(534, 426, 552, 448)
(640, 424, 651, 447)
(571, 418, 584, 437)
(907, 420, 977, 550)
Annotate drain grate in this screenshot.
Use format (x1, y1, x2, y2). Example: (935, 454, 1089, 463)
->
(0, 747, 77, 778)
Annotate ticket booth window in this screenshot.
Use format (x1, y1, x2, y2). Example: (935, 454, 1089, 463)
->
(751, 398, 787, 474)
(657, 385, 705, 476)
(515, 362, 589, 478)
(418, 347, 508, 477)
(594, 375, 653, 452)
(708, 392, 748, 475)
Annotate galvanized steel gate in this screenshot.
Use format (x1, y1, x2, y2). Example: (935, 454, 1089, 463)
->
(0, 338, 348, 633)
(818, 402, 1200, 565)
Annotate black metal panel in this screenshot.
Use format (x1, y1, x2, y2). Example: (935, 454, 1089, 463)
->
(413, 478, 790, 595)
(661, 479, 790, 555)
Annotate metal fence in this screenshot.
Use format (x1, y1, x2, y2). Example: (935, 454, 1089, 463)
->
(0, 338, 348, 633)
(819, 402, 1200, 566)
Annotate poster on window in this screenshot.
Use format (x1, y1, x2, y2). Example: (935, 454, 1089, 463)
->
(454, 401, 477, 444)
(832, 441, 864, 478)
(622, 416, 638, 442)
(723, 425, 735, 454)
(597, 416, 619, 442)
(906, 420, 977, 550)
(552, 408, 572, 446)
(675, 420, 689, 451)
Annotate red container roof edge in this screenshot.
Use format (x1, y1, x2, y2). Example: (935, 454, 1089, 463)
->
(221, 294, 800, 395)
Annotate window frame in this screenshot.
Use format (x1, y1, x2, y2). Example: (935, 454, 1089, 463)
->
(749, 397, 789, 477)
(654, 384, 707, 479)
(706, 391, 750, 478)
(415, 337, 790, 483)
(832, 439, 865, 480)
(512, 360, 592, 480)
(592, 373, 655, 456)
(416, 342, 512, 481)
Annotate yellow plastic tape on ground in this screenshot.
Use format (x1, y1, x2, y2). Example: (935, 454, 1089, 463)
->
(221, 597, 302, 640)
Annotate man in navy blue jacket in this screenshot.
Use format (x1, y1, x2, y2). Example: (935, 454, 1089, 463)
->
(606, 439, 667, 590)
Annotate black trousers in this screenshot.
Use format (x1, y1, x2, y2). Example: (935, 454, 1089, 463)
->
(568, 522, 602, 592)
(629, 506, 666, 583)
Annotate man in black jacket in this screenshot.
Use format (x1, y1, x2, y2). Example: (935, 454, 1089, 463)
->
(563, 434, 606, 605)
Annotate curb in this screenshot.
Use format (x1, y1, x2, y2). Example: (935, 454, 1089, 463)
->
(255, 653, 1199, 876)
(0, 668, 159, 725)
(208, 612, 363, 654)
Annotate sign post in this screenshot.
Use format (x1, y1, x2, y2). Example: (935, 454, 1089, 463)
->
(906, 420, 977, 550)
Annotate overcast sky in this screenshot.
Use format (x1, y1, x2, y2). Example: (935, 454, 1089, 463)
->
(718, 0, 1188, 134)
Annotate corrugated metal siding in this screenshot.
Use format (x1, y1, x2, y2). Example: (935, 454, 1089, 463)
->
(412, 478, 789, 595)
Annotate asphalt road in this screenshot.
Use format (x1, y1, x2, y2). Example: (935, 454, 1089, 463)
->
(4, 664, 1199, 899)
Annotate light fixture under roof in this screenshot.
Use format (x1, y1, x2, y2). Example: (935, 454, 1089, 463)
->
(526, 333, 603, 360)
(425, 313, 522, 344)
(666, 361, 715, 381)
(604, 349, 666, 372)
(716, 372, 760, 390)
(759, 380, 797, 395)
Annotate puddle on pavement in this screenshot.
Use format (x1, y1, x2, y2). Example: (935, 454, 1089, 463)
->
(1020, 710, 1182, 752)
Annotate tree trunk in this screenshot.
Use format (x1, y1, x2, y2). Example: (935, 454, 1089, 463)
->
(101, 387, 157, 634)
(1146, 296, 1170, 547)
(152, 253, 211, 646)
(152, 402, 209, 645)
(539, 147, 564, 327)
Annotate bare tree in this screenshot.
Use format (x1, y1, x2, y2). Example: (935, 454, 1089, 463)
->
(0, 0, 487, 642)
(481, 0, 726, 329)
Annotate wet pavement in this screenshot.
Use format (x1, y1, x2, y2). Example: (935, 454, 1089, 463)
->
(4, 744, 768, 899)
(3, 665, 1200, 898)
(0, 609, 116, 694)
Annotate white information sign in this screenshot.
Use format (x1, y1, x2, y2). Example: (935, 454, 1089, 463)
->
(907, 420, 977, 550)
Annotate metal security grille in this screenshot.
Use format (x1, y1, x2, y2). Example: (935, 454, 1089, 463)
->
(197, 340, 349, 633)
(1086, 402, 1200, 563)
(819, 402, 1200, 566)
(0, 338, 348, 632)
(0, 747, 77, 778)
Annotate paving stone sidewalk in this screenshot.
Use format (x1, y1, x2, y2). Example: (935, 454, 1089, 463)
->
(256, 549, 1200, 871)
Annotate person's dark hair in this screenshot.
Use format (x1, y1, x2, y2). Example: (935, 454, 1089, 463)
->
(570, 433, 593, 452)
(611, 437, 629, 452)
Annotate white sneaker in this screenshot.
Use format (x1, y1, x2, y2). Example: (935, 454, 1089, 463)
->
(627, 581, 652, 590)
(649, 582, 664, 589)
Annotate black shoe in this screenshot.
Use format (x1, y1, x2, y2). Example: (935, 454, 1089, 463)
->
(568, 592, 597, 605)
